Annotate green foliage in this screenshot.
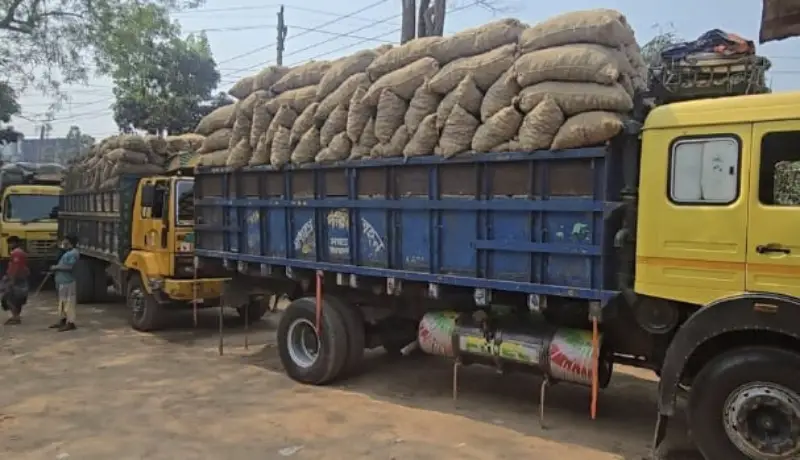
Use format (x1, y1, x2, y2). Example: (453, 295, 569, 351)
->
(641, 24, 683, 68)
(0, 81, 20, 123)
(64, 125, 94, 158)
(111, 32, 222, 134)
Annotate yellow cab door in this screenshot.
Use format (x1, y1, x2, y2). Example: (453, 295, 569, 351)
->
(746, 122, 800, 297)
(135, 178, 170, 259)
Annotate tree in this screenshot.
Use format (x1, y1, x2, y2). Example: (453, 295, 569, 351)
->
(0, 81, 20, 123)
(640, 25, 683, 68)
(111, 32, 221, 134)
(64, 125, 94, 159)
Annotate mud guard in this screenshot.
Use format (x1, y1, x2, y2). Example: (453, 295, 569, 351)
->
(652, 292, 800, 450)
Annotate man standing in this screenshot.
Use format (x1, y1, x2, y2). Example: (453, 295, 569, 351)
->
(50, 235, 79, 332)
(1, 236, 29, 325)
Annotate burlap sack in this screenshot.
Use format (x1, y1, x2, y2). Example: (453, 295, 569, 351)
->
(481, 68, 520, 122)
(265, 85, 317, 115)
(519, 9, 635, 53)
(320, 105, 348, 147)
(271, 61, 331, 93)
(198, 128, 233, 154)
(427, 44, 517, 94)
(349, 145, 372, 160)
(317, 50, 379, 100)
(431, 18, 525, 64)
(105, 148, 148, 164)
(373, 125, 409, 158)
(437, 104, 479, 158)
(250, 100, 273, 148)
(362, 57, 439, 106)
(252, 65, 290, 92)
(197, 150, 229, 167)
(195, 104, 237, 135)
(472, 106, 523, 152)
(405, 82, 441, 134)
(240, 90, 269, 118)
(514, 44, 621, 87)
(374, 89, 408, 144)
(515, 81, 633, 116)
(272, 105, 298, 129)
(291, 126, 321, 165)
(436, 75, 483, 132)
(270, 125, 293, 167)
(229, 75, 255, 100)
(117, 135, 149, 153)
(358, 117, 378, 150)
(551, 111, 624, 150)
(229, 112, 252, 150)
(315, 72, 370, 122)
(144, 135, 167, 156)
(165, 133, 205, 153)
(249, 132, 271, 166)
(316, 132, 351, 163)
(111, 162, 166, 176)
(346, 86, 372, 143)
(517, 97, 564, 151)
(226, 139, 253, 168)
(403, 114, 438, 158)
(366, 36, 443, 81)
(291, 102, 319, 146)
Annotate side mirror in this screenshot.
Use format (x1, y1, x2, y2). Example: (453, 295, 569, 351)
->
(141, 184, 155, 207)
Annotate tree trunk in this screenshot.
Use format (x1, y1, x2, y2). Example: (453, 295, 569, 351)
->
(417, 0, 431, 37)
(431, 0, 446, 36)
(401, 0, 416, 43)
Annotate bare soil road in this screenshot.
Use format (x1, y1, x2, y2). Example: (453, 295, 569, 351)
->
(0, 292, 702, 460)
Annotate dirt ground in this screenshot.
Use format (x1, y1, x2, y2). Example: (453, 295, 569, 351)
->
(0, 291, 704, 460)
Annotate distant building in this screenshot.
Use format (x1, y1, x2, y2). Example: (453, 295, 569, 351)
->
(1, 137, 84, 164)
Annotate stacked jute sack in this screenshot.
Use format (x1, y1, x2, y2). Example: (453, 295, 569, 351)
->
(164, 133, 206, 170)
(62, 134, 168, 192)
(200, 8, 646, 168)
(192, 101, 240, 167)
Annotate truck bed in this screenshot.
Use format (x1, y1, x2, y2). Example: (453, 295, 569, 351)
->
(194, 147, 629, 304)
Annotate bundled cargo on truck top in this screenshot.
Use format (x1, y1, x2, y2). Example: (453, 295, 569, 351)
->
(203, 8, 649, 168)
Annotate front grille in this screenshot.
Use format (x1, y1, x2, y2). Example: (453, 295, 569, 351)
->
(25, 239, 58, 259)
(174, 255, 195, 279)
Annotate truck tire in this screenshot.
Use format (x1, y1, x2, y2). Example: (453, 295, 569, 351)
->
(236, 298, 269, 322)
(689, 346, 800, 460)
(91, 263, 109, 302)
(323, 296, 365, 377)
(74, 259, 95, 304)
(277, 297, 349, 385)
(127, 275, 162, 332)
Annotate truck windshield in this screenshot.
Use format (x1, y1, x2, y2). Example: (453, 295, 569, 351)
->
(3, 194, 59, 223)
(175, 180, 194, 226)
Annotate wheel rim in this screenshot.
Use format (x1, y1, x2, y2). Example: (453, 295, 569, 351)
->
(723, 381, 800, 459)
(130, 287, 146, 323)
(286, 318, 319, 369)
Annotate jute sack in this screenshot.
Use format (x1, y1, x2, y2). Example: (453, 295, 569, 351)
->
(270, 125, 293, 167)
(240, 90, 270, 118)
(350, 145, 372, 160)
(481, 68, 520, 122)
(197, 150, 230, 167)
(144, 135, 167, 156)
(291, 126, 322, 165)
(229, 112, 252, 150)
(405, 82, 441, 135)
(431, 18, 525, 64)
(515, 81, 633, 116)
(226, 139, 253, 168)
(265, 85, 317, 115)
(436, 75, 483, 132)
(291, 102, 320, 146)
(366, 37, 443, 81)
(357, 117, 378, 150)
(317, 50, 379, 100)
(316, 132, 351, 163)
(249, 132, 271, 166)
(198, 128, 233, 154)
(437, 104, 479, 158)
(195, 104, 237, 135)
(362, 57, 439, 106)
(273, 105, 299, 129)
(315, 73, 370, 122)
(346, 86, 372, 143)
(471, 106, 523, 152)
(518, 9, 635, 53)
(551, 111, 624, 150)
(229, 75, 256, 100)
(374, 89, 408, 144)
(271, 61, 331, 94)
(403, 114, 439, 158)
(427, 44, 517, 94)
(105, 148, 148, 164)
(371, 125, 409, 158)
(320, 105, 348, 147)
(165, 134, 205, 153)
(252, 65, 290, 92)
(514, 44, 622, 88)
(117, 134, 149, 153)
(250, 100, 273, 148)
(517, 97, 564, 151)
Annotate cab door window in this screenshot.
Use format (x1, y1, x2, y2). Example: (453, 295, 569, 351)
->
(758, 131, 800, 206)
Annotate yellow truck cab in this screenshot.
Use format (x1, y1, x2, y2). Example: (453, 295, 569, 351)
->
(58, 170, 266, 331)
(0, 164, 62, 274)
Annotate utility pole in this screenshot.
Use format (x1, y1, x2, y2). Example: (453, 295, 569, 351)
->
(276, 5, 288, 66)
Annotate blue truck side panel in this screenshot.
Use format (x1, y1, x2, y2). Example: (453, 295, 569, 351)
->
(194, 148, 626, 303)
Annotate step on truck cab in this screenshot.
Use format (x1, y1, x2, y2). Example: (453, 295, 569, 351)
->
(194, 91, 800, 460)
(58, 171, 267, 331)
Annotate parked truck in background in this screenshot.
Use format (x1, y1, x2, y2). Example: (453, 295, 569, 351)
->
(0, 162, 64, 276)
(57, 168, 268, 331)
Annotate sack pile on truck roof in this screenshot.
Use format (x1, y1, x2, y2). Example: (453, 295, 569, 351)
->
(192, 8, 648, 168)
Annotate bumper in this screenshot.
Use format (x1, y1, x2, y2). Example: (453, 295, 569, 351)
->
(159, 278, 229, 302)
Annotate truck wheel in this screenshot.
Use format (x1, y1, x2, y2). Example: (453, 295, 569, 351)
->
(323, 296, 365, 377)
(91, 263, 109, 302)
(74, 259, 95, 304)
(236, 298, 269, 322)
(127, 276, 162, 332)
(277, 297, 348, 385)
(689, 346, 800, 460)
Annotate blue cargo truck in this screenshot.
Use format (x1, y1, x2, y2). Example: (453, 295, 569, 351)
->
(194, 92, 800, 460)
